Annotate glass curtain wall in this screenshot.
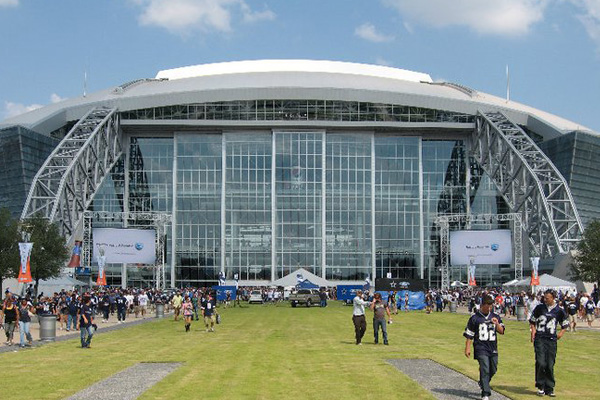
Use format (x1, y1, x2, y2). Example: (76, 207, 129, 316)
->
(128, 138, 174, 287)
(326, 134, 372, 281)
(175, 134, 222, 285)
(225, 132, 272, 281)
(422, 140, 467, 288)
(375, 137, 421, 279)
(275, 131, 323, 278)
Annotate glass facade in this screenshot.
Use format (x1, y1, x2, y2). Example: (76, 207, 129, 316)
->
(0, 126, 59, 218)
(85, 129, 512, 288)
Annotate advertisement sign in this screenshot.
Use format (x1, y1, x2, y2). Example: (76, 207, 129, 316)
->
(92, 228, 156, 264)
(530, 256, 540, 286)
(67, 240, 82, 268)
(17, 242, 33, 283)
(450, 229, 512, 266)
(375, 278, 426, 292)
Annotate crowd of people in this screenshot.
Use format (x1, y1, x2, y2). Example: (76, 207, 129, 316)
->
(2, 281, 599, 398)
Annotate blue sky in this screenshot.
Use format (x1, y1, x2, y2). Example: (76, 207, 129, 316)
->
(1, 0, 599, 132)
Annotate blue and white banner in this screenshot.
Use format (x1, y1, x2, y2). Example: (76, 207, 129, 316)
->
(92, 228, 156, 264)
(218, 271, 226, 286)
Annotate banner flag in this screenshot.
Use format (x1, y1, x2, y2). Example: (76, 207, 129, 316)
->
(530, 256, 540, 286)
(468, 257, 477, 286)
(218, 271, 226, 286)
(96, 247, 107, 286)
(17, 242, 33, 283)
(67, 240, 82, 268)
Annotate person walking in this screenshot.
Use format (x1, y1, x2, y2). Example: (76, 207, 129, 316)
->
(2, 297, 19, 346)
(352, 290, 370, 345)
(201, 294, 216, 332)
(464, 295, 505, 400)
(529, 289, 568, 397)
(116, 292, 127, 323)
(182, 295, 193, 332)
(17, 298, 33, 348)
(370, 292, 392, 345)
(78, 296, 94, 349)
(172, 291, 183, 321)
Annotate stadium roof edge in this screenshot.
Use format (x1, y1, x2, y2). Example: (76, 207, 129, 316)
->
(0, 60, 596, 139)
(155, 59, 434, 84)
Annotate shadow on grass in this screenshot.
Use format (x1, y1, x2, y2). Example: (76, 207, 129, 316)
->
(430, 387, 480, 399)
(494, 384, 532, 396)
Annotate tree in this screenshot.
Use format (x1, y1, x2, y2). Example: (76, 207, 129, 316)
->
(572, 219, 600, 286)
(21, 214, 70, 297)
(0, 208, 20, 295)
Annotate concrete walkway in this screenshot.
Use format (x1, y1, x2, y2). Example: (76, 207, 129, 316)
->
(65, 362, 181, 400)
(388, 358, 511, 400)
(0, 310, 167, 353)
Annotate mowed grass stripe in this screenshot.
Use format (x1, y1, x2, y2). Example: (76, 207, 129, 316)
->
(1, 303, 598, 399)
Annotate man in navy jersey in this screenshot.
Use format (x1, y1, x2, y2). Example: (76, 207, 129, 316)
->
(564, 296, 578, 332)
(464, 295, 505, 400)
(529, 289, 568, 397)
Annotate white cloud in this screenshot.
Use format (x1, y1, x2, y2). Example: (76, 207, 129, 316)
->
(375, 57, 393, 66)
(403, 21, 414, 34)
(0, 0, 19, 7)
(133, 0, 275, 35)
(50, 93, 66, 104)
(570, 0, 600, 49)
(355, 22, 395, 42)
(2, 94, 66, 120)
(3, 101, 43, 119)
(240, 3, 275, 23)
(384, 0, 547, 36)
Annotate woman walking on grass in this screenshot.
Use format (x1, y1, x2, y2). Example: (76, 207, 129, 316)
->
(182, 295, 193, 332)
(3, 297, 19, 346)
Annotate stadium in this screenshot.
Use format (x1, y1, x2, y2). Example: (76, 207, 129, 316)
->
(1, 59, 599, 289)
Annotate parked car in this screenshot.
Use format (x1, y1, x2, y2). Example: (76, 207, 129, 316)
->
(248, 290, 263, 304)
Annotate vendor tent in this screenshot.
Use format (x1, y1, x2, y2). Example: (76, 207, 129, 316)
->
(37, 276, 89, 296)
(503, 274, 576, 294)
(271, 268, 331, 287)
(297, 279, 319, 289)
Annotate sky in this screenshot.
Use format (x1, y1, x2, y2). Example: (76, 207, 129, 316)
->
(0, 0, 599, 132)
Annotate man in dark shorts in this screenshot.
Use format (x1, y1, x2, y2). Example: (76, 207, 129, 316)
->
(529, 289, 568, 397)
(464, 295, 505, 400)
(78, 296, 94, 348)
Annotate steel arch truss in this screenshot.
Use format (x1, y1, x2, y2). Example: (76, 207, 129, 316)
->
(472, 111, 582, 258)
(436, 213, 523, 290)
(21, 108, 122, 241)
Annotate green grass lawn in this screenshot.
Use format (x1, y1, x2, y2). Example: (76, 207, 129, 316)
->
(2, 302, 599, 400)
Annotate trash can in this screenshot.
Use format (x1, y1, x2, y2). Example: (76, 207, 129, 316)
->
(449, 301, 457, 313)
(156, 303, 165, 318)
(516, 305, 526, 321)
(39, 315, 57, 342)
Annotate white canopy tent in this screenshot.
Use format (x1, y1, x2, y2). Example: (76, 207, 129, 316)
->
(503, 274, 576, 294)
(271, 268, 332, 287)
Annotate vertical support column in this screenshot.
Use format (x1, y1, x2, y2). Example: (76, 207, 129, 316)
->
(514, 214, 523, 281)
(122, 135, 130, 289)
(170, 134, 178, 289)
(418, 137, 425, 279)
(271, 132, 277, 282)
(370, 133, 376, 282)
(440, 220, 450, 290)
(221, 134, 227, 278)
(321, 131, 327, 279)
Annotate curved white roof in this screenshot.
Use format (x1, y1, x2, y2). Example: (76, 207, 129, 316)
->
(156, 59, 433, 84)
(1, 59, 595, 138)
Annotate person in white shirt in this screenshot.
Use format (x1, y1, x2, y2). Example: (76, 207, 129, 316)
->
(352, 290, 371, 345)
(138, 291, 149, 318)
